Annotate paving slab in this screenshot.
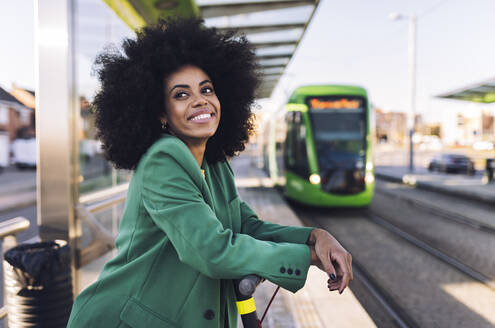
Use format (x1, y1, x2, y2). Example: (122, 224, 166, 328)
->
(232, 155, 375, 328)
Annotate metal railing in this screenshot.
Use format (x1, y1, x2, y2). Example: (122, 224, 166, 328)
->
(0, 185, 128, 322)
(0, 216, 31, 321)
(76, 184, 128, 268)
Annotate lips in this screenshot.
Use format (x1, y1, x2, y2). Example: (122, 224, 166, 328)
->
(187, 108, 215, 122)
(190, 113, 212, 121)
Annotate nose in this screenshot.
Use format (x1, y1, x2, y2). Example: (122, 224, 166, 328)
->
(192, 93, 208, 107)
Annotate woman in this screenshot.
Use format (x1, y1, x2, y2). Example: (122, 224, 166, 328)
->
(67, 18, 352, 328)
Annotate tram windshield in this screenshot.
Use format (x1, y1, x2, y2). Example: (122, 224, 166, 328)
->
(307, 96, 367, 194)
(310, 111, 365, 163)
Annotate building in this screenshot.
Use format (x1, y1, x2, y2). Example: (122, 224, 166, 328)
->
(0, 86, 33, 142)
(482, 111, 494, 140)
(0, 85, 36, 168)
(375, 108, 407, 144)
(452, 110, 495, 146)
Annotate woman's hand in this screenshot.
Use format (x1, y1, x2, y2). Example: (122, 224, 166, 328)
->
(307, 228, 353, 294)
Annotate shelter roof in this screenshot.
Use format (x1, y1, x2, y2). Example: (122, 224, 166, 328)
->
(436, 78, 495, 103)
(104, 0, 319, 99)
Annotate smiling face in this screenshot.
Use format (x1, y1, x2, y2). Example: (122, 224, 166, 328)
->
(162, 65, 221, 147)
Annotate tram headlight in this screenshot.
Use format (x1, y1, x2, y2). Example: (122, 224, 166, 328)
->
(366, 162, 374, 170)
(309, 174, 321, 185)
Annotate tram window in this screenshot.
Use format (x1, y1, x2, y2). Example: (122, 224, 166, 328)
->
(284, 112, 295, 168)
(284, 111, 310, 178)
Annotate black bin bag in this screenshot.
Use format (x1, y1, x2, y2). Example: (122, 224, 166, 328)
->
(4, 240, 73, 328)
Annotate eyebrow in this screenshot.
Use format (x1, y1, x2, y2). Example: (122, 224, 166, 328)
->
(169, 79, 212, 94)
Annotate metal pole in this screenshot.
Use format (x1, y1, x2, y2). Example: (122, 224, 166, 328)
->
(35, 0, 80, 294)
(408, 15, 417, 172)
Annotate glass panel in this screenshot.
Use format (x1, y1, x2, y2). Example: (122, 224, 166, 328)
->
(78, 202, 123, 290)
(75, 0, 135, 195)
(0, 1, 38, 236)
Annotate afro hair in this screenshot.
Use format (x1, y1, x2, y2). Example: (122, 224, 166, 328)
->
(93, 18, 260, 170)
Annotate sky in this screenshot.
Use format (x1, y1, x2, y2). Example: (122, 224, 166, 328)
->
(1, 0, 495, 128)
(272, 0, 495, 124)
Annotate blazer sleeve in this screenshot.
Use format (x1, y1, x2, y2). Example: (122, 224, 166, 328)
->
(240, 201, 314, 244)
(141, 147, 311, 293)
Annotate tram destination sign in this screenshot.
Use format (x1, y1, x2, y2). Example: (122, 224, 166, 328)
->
(307, 97, 363, 110)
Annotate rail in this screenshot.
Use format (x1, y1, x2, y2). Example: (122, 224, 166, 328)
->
(0, 216, 30, 239)
(76, 184, 129, 268)
(0, 216, 31, 320)
(0, 186, 128, 322)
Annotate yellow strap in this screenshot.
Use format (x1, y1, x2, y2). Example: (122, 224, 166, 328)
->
(236, 297, 256, 315)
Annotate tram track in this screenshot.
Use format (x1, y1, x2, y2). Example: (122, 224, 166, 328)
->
(292, 202, 495, 327)
(351, 261, 420, 328)
(365, 212, 495, 292)
(375, 185, 495, 235)
(299, 213, 421, 328)
(372, 183, 495, 283)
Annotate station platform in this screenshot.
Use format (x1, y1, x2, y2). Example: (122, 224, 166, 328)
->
(230, 155, 375, 328)
(375, 165, 495, 204)
(7, 156, 495, 327)
(78, 154, 376, 328)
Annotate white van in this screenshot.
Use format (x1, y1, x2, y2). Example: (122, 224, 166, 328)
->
(0, 132, 9, 172)
(12, 137, 37, 169)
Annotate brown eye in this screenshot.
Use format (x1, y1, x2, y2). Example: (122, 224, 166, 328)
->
(201, 86, 214, 94)
(173, 91, 188, 99)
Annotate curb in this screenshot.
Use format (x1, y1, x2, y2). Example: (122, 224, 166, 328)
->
(0, 185, 36, 197)
(375, 173, 495, 205)
(0, 197, 37, 216)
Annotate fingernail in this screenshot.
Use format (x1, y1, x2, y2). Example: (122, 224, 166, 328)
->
(330, 273, 336, 280)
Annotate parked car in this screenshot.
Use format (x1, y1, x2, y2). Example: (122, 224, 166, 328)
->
(428, 153, 475, 175)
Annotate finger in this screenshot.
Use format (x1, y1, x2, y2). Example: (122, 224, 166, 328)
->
(332, 253, 352, 287)
(318, 249, 337, 278)
(328, 250, 352, 293)
(338, 271, 351, 294)
(340, 254, 353, 282)
(349, 255, 354, 281)
(327, 276, 342, 283)
(327, 278, 342, 284)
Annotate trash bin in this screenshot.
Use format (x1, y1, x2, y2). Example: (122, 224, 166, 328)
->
(3, 240, 73, 328)
(486, 159, 495, 183)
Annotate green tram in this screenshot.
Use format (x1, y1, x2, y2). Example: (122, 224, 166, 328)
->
(262, 85, 375, 207)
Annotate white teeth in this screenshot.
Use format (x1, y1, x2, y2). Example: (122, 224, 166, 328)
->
(190, 113, 212, 121)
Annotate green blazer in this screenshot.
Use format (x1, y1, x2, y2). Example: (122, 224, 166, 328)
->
(68, 135, 312, 328)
